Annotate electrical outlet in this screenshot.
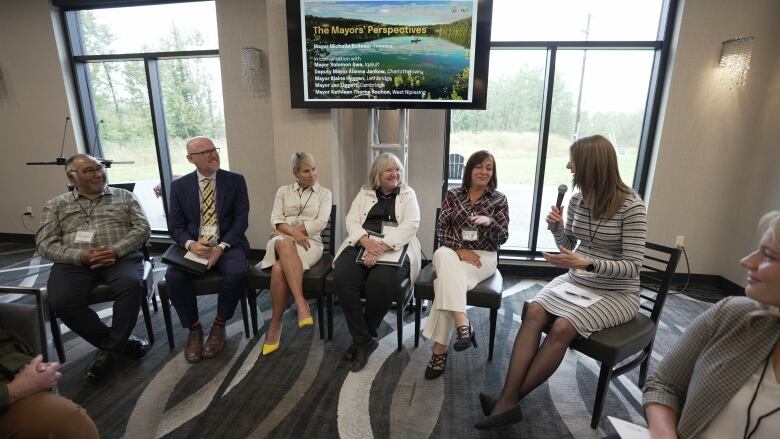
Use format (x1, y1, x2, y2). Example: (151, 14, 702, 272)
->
(24, 206, 34, 217)
(675, 235, 685, 249)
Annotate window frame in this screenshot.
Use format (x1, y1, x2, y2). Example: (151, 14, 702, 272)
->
(444, 0, 678, 257)
(59, 1, 219, 234)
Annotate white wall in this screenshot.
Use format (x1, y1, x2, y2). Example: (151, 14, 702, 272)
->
(0, 0, 79, 234)
(645, 0, 780, 284)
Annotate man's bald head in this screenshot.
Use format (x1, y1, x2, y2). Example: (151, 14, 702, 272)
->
(186, 136, 220, 176)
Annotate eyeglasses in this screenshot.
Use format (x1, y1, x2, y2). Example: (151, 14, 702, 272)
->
(188, 147, 220, 158)
(68, 165, 105, 176)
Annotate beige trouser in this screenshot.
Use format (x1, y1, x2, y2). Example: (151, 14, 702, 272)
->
(0, 390, 99, 439)
(421, 247, 497, 346)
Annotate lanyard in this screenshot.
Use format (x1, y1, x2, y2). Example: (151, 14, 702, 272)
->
(296, 186, 315, 218)
(743, 354, 780, 439)
(586, 209, 604, 251)
(74, 193, 101, 224)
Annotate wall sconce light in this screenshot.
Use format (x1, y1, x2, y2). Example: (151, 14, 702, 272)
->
(240, 47, 265, 98)
(719, 36, 754, 88)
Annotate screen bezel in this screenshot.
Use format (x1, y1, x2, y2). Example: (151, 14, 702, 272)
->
(286, 0, 493, 110)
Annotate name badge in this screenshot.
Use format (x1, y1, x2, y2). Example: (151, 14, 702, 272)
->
(381, 221, 398, 235)
(74, 230, 96, 244)
(201, 225, 217, 237)
(462, 227, 478, 241)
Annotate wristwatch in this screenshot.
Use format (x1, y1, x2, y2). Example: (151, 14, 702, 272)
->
(585, 261, 595, 272)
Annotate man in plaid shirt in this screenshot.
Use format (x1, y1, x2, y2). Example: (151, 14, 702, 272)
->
(36, 154, 151, 383)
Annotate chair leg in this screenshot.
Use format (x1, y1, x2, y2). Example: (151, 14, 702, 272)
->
(414, 297, 421, 348)
(140, 290, 155, 344)
(327, 293, 333, 340)
(591, 363, 614, 429)
(159, 288, 175, 349)
(247, 287, 259, 336)
(488, 308, 497, 361)
(316, 295, 325, 340)
(49, 306, 66, 363)
(638, 342, 655, 387)
(151, 290, 159, 312)
(240, 295, 250, 338)
(397, 299, 403, 352)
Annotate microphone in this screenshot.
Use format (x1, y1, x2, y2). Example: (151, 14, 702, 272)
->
(547, 184, 568, 231)
(91, 119, 104, 154)
(56, 117, 71, 165)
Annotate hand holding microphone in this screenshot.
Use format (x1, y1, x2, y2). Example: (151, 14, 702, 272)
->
(547, 184, 568, 231)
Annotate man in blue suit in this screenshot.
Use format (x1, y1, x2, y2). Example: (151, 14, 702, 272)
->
(166, 137, 250, 363)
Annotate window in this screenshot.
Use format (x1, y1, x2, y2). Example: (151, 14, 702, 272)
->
(62, 1, 224, 232)
(448, 0, 675, 253)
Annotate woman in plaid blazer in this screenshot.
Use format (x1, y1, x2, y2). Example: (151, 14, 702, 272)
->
(643, 211, 780, 438)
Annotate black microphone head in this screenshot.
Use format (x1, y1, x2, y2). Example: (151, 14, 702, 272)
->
(557, 184, 568, 194)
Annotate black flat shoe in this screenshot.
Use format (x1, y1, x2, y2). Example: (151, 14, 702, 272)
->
(424, 351, 448, 380)
(474, 405, 523, 430)
(479, 392, 497, 416)
(84, 350, 116, 383)
(453, 324, 477, 351)
(350, 338, 379, 372)
(123, 335, 151, 358)
(343, 342, 358, 362)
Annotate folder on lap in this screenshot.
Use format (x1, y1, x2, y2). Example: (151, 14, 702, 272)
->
(161, 244, 208, 275)
(355, 232, 408, 267)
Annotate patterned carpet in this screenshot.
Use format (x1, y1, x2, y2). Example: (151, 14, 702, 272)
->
(0, 242, 713, 438)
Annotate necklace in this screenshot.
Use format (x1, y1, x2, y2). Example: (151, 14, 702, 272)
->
(743, 354, 780, 438)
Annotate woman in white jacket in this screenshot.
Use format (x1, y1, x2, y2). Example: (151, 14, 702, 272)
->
(333, 153, 421, 372)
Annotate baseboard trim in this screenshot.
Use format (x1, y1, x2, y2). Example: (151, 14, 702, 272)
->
(0, 232, 746, 297)
(671, 273, 744, 296)
(0, 233, 35, 244)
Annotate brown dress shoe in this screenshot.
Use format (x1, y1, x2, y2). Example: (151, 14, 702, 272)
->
(202, 325, 226, 358)
(185, 328, 204, 364)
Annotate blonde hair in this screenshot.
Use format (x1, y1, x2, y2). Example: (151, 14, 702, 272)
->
(758, 211, 780, 247)
(570, 135, 632, 219)
(366, 153, 404, 190)
(748, 211, 780, 320)
(291, 152, 316, 173)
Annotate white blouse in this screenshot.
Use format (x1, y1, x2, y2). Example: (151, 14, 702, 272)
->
(270, 182, 332, 244)
(699, 358, 780, 439)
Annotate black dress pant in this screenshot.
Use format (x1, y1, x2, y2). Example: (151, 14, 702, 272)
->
(47, 251, 144, 352)
(333, 246, 410, 345)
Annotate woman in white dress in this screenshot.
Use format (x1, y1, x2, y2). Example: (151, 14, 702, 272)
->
(258, 152, 332, 355)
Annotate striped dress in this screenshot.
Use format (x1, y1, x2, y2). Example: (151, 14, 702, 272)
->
(532, 191, 647, 337)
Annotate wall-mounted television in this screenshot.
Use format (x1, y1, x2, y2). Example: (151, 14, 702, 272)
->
(286, 0, 493, 109)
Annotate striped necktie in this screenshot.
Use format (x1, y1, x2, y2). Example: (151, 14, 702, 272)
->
(200, 178, 217, 241)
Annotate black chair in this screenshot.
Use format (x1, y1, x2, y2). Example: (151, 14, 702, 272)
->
(157, 266, 252, 349)
(324, 274, 413, 351)
(522, 241, 681, 428)
(0, 287, 50, 361)
(414, 208, 504, 360)
(47, 246, 157, 363)
(246, 205, 337, 340)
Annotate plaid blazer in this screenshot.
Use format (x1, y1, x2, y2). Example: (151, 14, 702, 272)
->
(643, 296, 780, 438)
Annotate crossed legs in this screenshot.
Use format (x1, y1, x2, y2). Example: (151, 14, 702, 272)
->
(266, 237, 312, 344)
(491, 302, 578, 415)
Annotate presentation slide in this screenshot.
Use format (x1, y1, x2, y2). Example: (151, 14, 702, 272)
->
(299, 0, 479, 103)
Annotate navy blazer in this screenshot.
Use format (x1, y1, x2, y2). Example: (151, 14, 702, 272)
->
(168, 169, 250, 257)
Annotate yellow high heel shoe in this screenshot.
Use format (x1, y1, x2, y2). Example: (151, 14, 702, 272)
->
(298, 305, 314, 328)
(262, 325, 282, 356)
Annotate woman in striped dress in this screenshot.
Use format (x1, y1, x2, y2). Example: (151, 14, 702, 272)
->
(475, 134, 647, 430)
